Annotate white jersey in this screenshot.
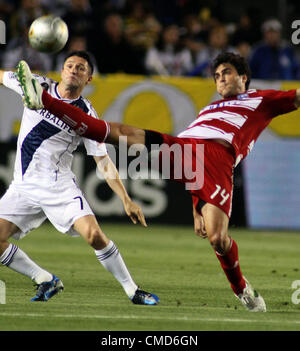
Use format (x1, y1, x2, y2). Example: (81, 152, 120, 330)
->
(3, 71, 107, 186)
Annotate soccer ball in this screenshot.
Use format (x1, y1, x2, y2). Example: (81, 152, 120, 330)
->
(28, 15, 69, 54)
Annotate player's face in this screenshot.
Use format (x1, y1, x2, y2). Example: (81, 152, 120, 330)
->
(61, 56, 92, 92)
(214, 63, 247, 98)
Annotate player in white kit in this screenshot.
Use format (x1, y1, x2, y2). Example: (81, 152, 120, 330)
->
(0, 51, 159, 305)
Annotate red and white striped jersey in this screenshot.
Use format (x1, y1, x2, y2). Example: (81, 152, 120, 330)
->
(177, 89, 297, 165)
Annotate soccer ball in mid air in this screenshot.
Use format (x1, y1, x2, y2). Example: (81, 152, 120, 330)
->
(28, 15, 69, 54)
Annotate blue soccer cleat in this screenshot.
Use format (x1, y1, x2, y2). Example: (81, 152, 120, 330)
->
(31, 275, 64, 302)
(131, 289, 159, 305)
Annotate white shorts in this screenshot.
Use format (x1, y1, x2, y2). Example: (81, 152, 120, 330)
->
(0, 179, 94, 240)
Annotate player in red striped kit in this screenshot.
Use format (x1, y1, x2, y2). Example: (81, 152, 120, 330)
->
(17, 52, 300, 311)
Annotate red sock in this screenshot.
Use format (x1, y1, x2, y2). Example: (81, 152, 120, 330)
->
(41, 90, 109, 142)
(215, 239, 246, 295)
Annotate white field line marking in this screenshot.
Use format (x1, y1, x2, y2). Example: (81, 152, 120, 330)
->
(0, 312, 299, 325)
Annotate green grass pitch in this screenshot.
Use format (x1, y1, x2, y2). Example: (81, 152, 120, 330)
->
(0, 222, 300, 331)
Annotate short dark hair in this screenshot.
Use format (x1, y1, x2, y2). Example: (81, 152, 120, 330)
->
(212, 52, 251, 90)
(63, 50, 94, 75)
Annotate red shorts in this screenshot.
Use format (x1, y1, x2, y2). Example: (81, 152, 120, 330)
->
(155, 133, 235, 218)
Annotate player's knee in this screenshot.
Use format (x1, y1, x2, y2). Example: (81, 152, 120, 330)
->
(85, 227, 108, 249)
(208, 233, 227, 254)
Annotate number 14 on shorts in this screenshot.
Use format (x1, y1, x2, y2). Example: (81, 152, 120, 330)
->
(210, 184, 230, 205)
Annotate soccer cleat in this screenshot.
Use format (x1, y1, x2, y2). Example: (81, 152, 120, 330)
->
(236, 277, 266, 312)
(31, 275, 64, 302)
(131, 289, 159, 305)
(16, 60, 44, 110)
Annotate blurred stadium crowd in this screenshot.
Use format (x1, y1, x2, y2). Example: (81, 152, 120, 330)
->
(1, 0, 300, 80)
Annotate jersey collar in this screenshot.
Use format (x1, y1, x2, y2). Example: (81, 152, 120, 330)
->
(54, 82, 82, 103)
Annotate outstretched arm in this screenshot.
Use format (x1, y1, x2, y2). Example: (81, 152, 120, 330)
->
(94, 154, 147, 227)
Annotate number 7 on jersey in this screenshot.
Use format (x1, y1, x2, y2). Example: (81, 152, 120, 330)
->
(74, 196, 84, 210)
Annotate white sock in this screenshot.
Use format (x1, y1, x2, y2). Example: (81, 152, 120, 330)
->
(0, 243, 53, 284)
(95, 240, 138, 299)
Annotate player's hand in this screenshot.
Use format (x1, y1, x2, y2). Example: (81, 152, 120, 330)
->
(123, 199, 147, 227)
(194, 213, 207, 238)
